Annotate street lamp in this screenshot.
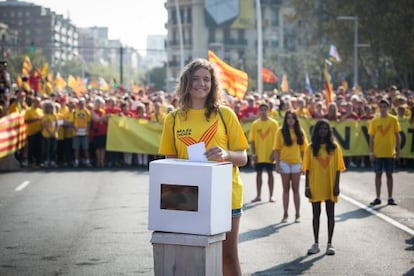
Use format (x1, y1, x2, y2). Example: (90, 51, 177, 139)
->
(337, 16, 358, 88)
(256, 0, 263, 94)
(72, 52, 88, 79)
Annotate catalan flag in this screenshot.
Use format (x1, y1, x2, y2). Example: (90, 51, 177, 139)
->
(262, 67, 278, 84)
(21, 56, 32, 76)
(208, 50, 248, 99)
(281, 74, 289, 93)
(324, 63, 334, 105)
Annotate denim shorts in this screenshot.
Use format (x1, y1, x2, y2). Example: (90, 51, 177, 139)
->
(279, 160, 302, 174)
(374, 158, 395, 173)
(232, 208, 242, 218)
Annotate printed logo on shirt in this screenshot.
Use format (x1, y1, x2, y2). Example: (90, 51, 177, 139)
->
(378, 123, 391, 136)
(177, 119, 218, 146)
(258, 128, 271, 140)
(316, 155, 332, 168)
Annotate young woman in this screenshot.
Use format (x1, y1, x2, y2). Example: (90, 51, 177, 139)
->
(302, 119, 345, 255)
(273, 110, 308, 223)
(159, 58, 248, 275)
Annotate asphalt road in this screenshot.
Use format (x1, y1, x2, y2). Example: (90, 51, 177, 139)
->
(0, 166, 413, 275)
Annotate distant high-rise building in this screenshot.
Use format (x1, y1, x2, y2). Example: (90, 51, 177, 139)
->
(145, 34, 167, 69)
(0, 0, 78, 65)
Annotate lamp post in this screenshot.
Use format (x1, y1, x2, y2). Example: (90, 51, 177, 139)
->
(337, 16, 358, 88)
(73, 52, 88, 80)
(256, 0, 263, 94)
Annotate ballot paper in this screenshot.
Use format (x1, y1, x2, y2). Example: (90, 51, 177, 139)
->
(187, 142, 208, 162)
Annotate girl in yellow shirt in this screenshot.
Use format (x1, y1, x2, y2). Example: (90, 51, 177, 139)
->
(159, 58, 248, 275)
(302, 119, 345, 256)
(273, 110, 308, 223)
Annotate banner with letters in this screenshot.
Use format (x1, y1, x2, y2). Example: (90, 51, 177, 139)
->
(106, 116, 414, 158)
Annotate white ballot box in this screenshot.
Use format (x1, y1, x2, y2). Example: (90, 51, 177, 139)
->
(148, 159, 233, 235)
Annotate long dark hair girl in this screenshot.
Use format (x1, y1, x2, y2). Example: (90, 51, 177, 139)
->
(311, 119, 337, 156)
(281, 110, 304, 146)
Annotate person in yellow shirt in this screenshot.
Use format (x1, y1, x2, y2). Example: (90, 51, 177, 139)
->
(72, 98, 91, 167)
(24, 97, 43, 166)
(368, 98, 401, 206)
(273, 110, 308, 223)
(249, 102, 279, 203)
(302, 119, 345, 256)
(159, 58, 248, 275)
(62, 99, 76, 166)
(41, 101, 58, 167)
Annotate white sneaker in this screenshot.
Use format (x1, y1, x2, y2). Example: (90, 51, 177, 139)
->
(307, 243, 320, 255)
(326, 243, 335, 255)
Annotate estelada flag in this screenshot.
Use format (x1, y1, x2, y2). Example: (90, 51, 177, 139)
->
(208, 50, 248, 99)
(281, 74, 289, 93)
(21, 56, 32, 76)
(324, 63, 334, 105)
(262, 67, 278, 83)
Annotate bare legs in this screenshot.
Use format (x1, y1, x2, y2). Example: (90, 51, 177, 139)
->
(223, 217, 241, 276)
(374, 171, 394, 199)
(281, 172, 301, 220)
(253, 170, 274, 202)
(311, 201, 335, 244)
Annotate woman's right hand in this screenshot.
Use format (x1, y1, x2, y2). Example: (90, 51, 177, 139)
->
(305, 188, 311, 198)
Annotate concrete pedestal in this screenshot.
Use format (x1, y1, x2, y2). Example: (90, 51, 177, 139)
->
(151, 231, 226, 276)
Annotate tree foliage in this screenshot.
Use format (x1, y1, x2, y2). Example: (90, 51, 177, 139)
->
(287, 0, 414, 90)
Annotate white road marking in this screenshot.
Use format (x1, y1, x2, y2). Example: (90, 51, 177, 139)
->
(15, 181, 30, 192)
(341, 194, 414, 236)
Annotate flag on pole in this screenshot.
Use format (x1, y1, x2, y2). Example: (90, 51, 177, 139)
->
(280, 74, 289, 93)
(323, 63, 334, 105)
(40, 63, 49, 78)
(329, 44, 341, 63)
(208, 50, 248, 99)
(305, 72, 313, 93)
(262, 67, 278, 83)
(21, 56, 32, 76)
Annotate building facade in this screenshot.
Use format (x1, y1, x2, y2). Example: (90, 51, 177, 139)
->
(164, 0, 288, 92)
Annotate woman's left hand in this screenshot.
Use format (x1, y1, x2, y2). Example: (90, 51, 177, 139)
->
(205, 146, 229, 161)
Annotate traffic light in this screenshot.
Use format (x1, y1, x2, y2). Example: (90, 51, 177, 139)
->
(29, 42, 35, 53)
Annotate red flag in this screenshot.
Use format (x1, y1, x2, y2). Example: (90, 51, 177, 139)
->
(262, 67, 278, 83)
(208, 50, 248, 99)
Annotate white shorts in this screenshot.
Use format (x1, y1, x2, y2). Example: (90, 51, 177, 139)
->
(279, 160, 302, 174)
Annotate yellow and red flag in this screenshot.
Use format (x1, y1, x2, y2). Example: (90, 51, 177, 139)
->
(54, 73, 67, 92)
(281, 74, 289, 93)
(40, 63, 48, 78)
(21, 56, 32, 76)
(324, 63, 334, 105)
(208, 50, 248, 99)
(262, 67, 278, 84)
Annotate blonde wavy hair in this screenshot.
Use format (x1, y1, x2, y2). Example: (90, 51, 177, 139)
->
(175, 58, 223, 121)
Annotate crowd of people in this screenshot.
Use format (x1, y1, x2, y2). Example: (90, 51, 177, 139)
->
(1, 62, 413, 170)
(2, 57, 412, 273)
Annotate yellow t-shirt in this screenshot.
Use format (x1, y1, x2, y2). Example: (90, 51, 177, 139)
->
(56, 112, 65, 140)
(368, 114, 401, 158)
(24, 106, 43, 136)
(159, 106, 249, 209)
(41, 113, 58, 138)
(249, 118, 279, 163)
(63, 109, 75, 138)
(302, 143, 345, 203)
(73, 109, 90, 136)
(274, 127, 308, 164)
